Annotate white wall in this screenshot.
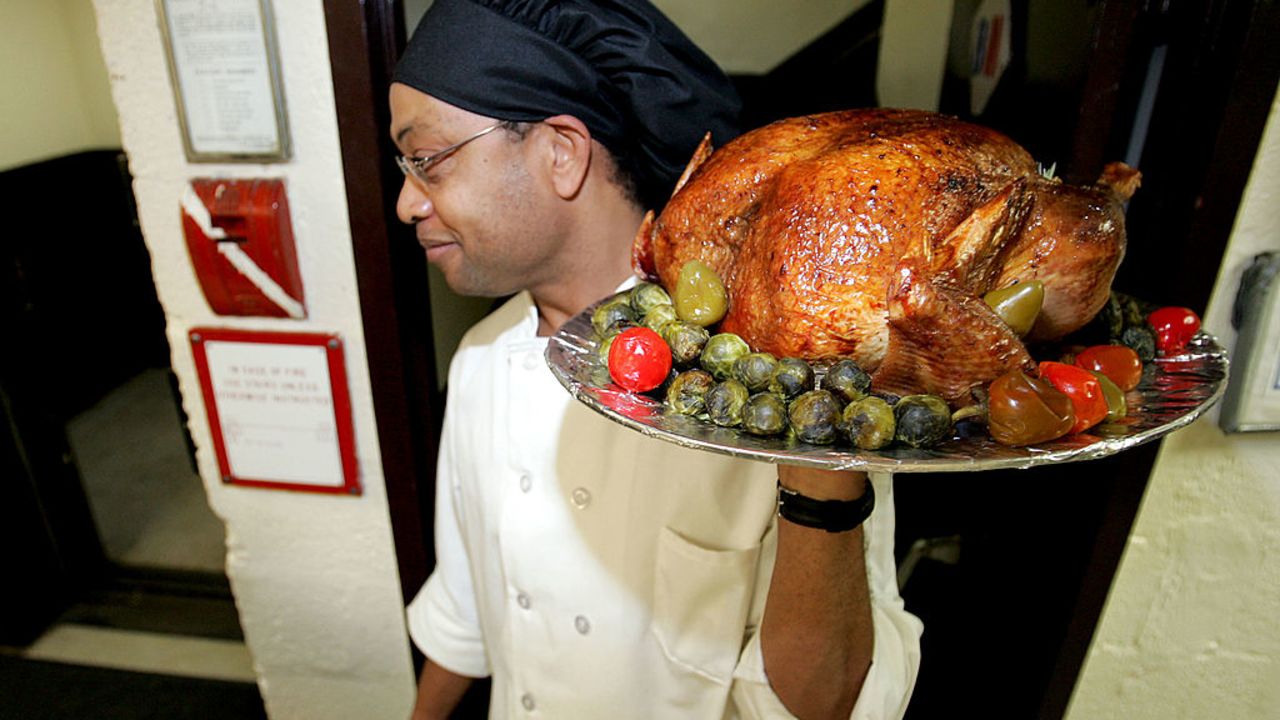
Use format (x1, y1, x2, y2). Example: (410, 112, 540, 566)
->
(651, 0, 866, 74)
(89, 1, 415, 718)
(1064, 87, 1280, 720)
(0, 0, 122, 170)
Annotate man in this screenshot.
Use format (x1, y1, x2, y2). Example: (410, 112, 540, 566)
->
(391, 1, 922, 718)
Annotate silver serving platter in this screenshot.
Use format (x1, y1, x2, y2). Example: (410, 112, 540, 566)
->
(547, 296, 1229, 474)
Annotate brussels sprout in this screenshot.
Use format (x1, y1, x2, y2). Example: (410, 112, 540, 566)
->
(673, 259, 728, 327)
(788, 389, 841, 445)
(768, 357, 815, 401)
(706, 379, 750, 427)
(1115, 292, 1148, 329)
(592, 297, 636, 337)
(842, 396, 896, 450)
(893, 394, 953, 448)
(630, 281, 673, 317)
(1120, 325, 1156, 363)
(596, 327, 623, 365)
(642, 303, 680, 333)
(733, 352, 778, 393)
(873, 391, 902, 406)
(822, 359, 872, 404)
(665, 369, 715, 416)
(1100, 293, 1125, 336)
(700, 332, 751, 381)
(983, 280, 1045, 336)
(662, 321, 711, 367)
(742, 392, 788, 436)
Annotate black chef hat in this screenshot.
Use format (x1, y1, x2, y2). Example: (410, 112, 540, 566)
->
(393, 0, 742, 210)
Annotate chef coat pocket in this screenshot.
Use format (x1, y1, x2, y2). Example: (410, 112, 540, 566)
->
(652, 526, 761, 684)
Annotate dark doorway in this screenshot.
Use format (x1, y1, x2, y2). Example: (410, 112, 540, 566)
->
(1, 150, 258, 715)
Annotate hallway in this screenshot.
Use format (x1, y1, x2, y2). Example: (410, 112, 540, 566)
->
(1, 369, 264, 719)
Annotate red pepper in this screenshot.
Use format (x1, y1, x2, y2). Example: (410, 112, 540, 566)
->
(608, 327, 672, 393)
(1038, 361, 1109, 434)
(1147, 306, 1201, 355)
(1074, 344, 1143, 391)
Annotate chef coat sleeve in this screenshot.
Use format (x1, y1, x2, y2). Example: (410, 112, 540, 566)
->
(729, 473, 923, 719)
(404, 399, 491, 679)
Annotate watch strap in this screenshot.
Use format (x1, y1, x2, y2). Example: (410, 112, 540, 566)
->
(777, 479, 876, 533)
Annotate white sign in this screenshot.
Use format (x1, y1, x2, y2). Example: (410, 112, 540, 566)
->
(203, 340, 345, 487)
(969, 0, 1012, 116)
(159, 0, 289, 159)
(1220, 253, 1280, 432)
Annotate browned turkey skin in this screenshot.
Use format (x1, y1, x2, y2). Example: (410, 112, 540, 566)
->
(634, 109, 1140, 407)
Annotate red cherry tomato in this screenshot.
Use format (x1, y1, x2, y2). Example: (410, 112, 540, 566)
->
(1148, 306, 1201, 355)
(607, 327, 672, 392)
(1074, 344, 1143, 391)
(1038, 361, 1108, 434)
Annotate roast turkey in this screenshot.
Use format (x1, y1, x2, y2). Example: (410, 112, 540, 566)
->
(633, 109, 1140, 407)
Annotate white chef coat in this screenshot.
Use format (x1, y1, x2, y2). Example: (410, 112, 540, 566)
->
(406, 291, 922, 719)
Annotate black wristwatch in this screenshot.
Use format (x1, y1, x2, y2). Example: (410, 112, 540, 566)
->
(776, 479, 876, 533)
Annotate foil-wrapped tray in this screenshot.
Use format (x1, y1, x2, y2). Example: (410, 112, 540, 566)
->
(546, 297, 1229, 474)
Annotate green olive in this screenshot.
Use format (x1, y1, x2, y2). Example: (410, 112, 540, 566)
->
(1089, 370, 1128, 422)
(673, 259, 728, 327)
(983, 280, 1044, 337)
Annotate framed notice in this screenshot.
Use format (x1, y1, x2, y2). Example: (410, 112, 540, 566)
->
(157, 0, 291, 161)
(190, 328, 360, 494)
(1220, 252, 1280, 433)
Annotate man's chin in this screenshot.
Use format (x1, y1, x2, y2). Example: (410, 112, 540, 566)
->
(436, 269, 514, 300)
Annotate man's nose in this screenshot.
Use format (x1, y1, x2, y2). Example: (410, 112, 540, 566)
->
(396, 177, 433, 225)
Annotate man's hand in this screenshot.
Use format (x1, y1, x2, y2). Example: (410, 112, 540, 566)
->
(760, 466, 874, 719)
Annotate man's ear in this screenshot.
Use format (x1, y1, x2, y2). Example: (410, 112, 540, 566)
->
(538, 114, 592, 200)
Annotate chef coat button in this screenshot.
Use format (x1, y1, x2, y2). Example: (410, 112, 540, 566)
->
(519, 474, 532, 493)
(523, 353, 539, 371)
(516, 592, 531, 609)
(521, 693, 535, 711)
(574, 615, 591, 635)
(570, 487, 592, 509)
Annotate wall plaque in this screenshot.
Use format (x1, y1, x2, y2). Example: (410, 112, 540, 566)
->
(190, 328, 360, 494)
(157, 0, 291, 161)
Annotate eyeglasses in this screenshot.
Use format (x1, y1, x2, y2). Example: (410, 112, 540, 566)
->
(395, 121, 505, 185)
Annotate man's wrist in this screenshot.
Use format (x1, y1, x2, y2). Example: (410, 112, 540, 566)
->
(776, 466, 868, 500)
(776, 475, 875, 533)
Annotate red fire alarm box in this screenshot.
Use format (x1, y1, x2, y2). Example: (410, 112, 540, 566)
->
(182, 178, 306, 318)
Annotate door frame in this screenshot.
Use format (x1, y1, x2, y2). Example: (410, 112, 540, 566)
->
(322, 0, 441, 606)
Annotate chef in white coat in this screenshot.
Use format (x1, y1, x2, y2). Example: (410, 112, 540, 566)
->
(390, 1, 923, 718)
